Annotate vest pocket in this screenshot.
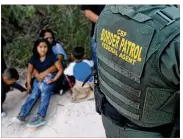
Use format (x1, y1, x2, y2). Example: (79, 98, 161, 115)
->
(141, 87, 175, 124)
(158, 91, 178, 113)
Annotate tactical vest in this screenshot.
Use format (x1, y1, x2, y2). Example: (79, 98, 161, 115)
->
(95, 5, 180, 127)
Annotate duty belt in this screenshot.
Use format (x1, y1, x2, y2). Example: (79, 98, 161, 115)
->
(103, 98, 172, 133)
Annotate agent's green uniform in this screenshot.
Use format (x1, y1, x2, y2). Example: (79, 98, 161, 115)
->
(94, 5, 180, 138)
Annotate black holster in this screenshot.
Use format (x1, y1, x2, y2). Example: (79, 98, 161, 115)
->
(94, 85, 105, 115)
(81, 69, 106, 114)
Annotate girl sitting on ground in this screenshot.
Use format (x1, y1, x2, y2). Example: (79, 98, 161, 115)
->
(17, 38, 63, 127)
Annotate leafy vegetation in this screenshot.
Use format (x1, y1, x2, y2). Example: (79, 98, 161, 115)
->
(1, 5, 92, 68)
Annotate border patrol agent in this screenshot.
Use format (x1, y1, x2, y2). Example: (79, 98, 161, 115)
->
(94, 5, 180, 138)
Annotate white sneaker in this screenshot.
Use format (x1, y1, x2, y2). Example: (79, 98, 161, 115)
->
(1, 112, 7, 117)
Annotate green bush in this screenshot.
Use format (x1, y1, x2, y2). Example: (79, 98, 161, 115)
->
(1, 5, 92, 68)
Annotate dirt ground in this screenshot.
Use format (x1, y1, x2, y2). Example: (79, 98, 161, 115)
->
(1, 85, 106, 137)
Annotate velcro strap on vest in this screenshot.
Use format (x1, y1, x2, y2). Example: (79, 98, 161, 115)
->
(111, 5, 152, 23)
(152, 6, 180, 30)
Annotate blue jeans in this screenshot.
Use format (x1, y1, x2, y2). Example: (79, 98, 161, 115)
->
(19, 79, 55, 118)
(91, 37, 98, 71)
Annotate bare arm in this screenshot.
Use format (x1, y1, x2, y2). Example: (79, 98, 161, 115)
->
(38, 54, 63, 78)
(27, 64, 34, 85)
(84, 10, 99, 23)
(27, 63, 34, 93)
(48, 60, 63, 84)
(36, 65, 57, 81)
(33, 68, 39, 77)
(41, 65, 57, 75)
(57, 54, 64, 63)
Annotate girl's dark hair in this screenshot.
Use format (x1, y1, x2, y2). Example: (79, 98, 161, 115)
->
(32, 38, 53, 58)
(72, 46, 84, 60)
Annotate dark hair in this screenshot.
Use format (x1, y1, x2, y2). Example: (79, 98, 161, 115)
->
(3, 68, 19, 80)
(32, 38, 52, 58)
(39, 29, 57, 46)
(39, 28, 55, 40)
(72, 46, 84, 60)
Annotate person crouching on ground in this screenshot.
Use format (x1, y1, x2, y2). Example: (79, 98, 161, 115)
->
(1, 68, 26, 117)
(16, 38, 63, 127)
(64, 46, 94, 102)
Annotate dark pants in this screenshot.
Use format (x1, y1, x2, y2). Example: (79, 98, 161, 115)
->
(1, 91, 6, 105)
(101, 99, 173, 138)
(53, 73, 65, 94)
(101, 114, 162, 138)
(1, 93, 6, 112)
(95, 85, 173, 138)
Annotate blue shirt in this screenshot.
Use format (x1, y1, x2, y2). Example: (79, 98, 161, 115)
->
(52, 43, 67, 60)
(29, 55, 57, 73)
(64, 60, 94, 82)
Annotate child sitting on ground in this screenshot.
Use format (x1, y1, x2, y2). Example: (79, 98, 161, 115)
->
(64, 46, 94, 102)
(16, 38, 63, 127)
(1, 68, 26, 117)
